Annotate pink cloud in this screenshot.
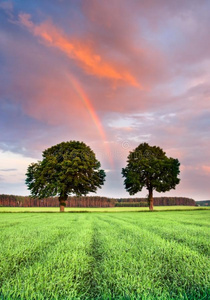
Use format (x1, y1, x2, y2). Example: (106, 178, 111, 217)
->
(202, 165, 210, 175)
(18, 13, 139, 87)
(1, 0, 210, 199)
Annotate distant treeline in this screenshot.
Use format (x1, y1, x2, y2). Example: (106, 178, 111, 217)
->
(0, 194, 195, 207)
(116, 197, 195, 206)
(196, 200, 210, 206)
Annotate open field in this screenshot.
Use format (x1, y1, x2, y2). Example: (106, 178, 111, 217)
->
(0, 210, 209, 299)
(0, 206, 209, 213)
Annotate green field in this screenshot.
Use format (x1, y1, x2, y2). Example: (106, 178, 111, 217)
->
(0, 206, 209, 213)
(0, 211, 209, 299)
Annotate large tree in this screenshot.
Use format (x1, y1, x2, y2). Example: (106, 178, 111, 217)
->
(25, 141, 106, 212)
(122, 143, 180, 210)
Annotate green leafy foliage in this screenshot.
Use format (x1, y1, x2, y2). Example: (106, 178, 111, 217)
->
(122, 143, 180, 210)
(25, 141, 106, 203)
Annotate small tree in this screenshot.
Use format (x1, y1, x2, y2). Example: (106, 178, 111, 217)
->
(25, 141, 106, 212)
(122, 143, 180, 211)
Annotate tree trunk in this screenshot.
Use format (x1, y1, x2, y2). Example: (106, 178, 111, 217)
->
(60, 201, 66, 212)
(59, 194, 68, 212)
(148, 188, 154, 211)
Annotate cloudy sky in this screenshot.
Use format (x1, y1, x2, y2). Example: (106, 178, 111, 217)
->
(0, 0, 210, 200)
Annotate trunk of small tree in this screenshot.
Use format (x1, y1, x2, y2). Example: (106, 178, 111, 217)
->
(59, 194, 68, 212)
(148, 188, 154, 211)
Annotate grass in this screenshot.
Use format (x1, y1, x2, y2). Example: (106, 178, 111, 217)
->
(0, 210, 209, 299)
(0, 206, 209, 213)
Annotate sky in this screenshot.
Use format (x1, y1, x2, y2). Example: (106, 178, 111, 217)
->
(0, 0, 210, 200)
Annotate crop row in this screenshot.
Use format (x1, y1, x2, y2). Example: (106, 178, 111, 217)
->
(0, 211, 209, 299)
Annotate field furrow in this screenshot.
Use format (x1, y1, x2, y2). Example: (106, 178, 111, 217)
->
(0, 211, 209, 299)
(92, 214, 209, 299)
(110, 212, 210, 256)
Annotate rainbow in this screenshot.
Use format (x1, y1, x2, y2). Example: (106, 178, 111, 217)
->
(67, 74, 113, 168)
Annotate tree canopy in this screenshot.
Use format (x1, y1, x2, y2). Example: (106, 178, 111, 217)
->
(122, 143, 180, 210)
(25, 141, 106, 211)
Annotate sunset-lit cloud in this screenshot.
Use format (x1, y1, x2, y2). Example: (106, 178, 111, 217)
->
(202, 166, 210, 175)
(18, 13, 139, 87)
(0, 0, 210, 200)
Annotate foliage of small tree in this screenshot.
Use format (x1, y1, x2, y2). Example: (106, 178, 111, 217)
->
(122, 143, 180, 210)
(25, 141, 106, 212)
